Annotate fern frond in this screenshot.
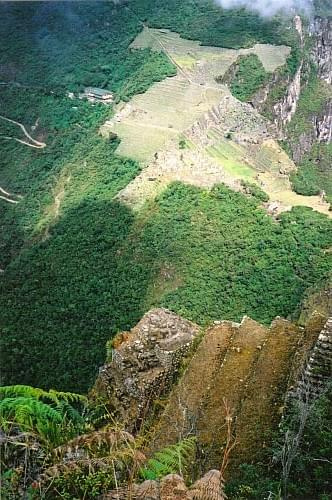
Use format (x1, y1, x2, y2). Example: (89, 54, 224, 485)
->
(53, 429, 134, 460)
(48, 389, 87, 405)
(0, 396, 88, 448)
(55, 400, 85, 426)
(0, 397, 63, 427)
(42, 448, 146, 480)
(0, 385, 87, 405)
(139, 436, 196, 481)
(0, 396, 65, 447)
(0, 385, 52, 401)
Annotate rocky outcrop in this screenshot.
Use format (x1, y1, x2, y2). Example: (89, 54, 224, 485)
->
(94, 309, 330, 476)
(93, 308, 199, 432)
(273, 62, 303, 134)
(102, 471, 226, 499)
(288, 89, 332, 163)
(252, 16, 304, 133)
(312, 17, 332, 85)
(315, 97, 332, 143)
(287, 16, 332, 161)
(269, 16, 304, 132)
(93, 305, 331, 485)
(148, 316, 311, 474)
(294, 15, 304, 46)
(255, 16, 332, 161)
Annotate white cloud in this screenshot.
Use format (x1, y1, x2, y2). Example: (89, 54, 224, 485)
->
(216, 0, 313, 17)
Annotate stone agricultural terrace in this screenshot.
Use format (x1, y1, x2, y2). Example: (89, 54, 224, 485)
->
(101, 28, 331, 217)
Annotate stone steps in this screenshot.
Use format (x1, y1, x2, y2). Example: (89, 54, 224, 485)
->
(292, 318, 332, 402)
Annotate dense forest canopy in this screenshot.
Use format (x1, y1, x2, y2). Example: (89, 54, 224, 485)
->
(1, 182, 331, 392)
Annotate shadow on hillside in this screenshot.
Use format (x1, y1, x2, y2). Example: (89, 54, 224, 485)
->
(0, 198, 154, 393)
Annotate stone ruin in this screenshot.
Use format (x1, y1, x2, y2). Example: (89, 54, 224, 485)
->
(94, 308, 199, 431)
(293, 317, 332, 403)
(186, 94, 271, 148)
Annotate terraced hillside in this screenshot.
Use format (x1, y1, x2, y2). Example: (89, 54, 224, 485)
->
(103, 27, 331, 216)
(102, 27, 289, 165)
(100, 74, 226, 164)
(144, 313, 327, 475)
(131, 28, 291, 79)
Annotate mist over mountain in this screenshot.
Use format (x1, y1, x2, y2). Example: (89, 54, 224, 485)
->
(216, 0, 313, 16)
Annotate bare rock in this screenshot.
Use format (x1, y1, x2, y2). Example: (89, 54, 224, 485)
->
(93, 308, 199, 431)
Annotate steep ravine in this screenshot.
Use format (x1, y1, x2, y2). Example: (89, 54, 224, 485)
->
(254, 15, 331, 164)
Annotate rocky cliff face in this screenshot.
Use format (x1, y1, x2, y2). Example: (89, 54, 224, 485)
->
(93, 308, 199, 432)
(271, 16, 304, 132)
(93, 308, 330, 478)
(315, 97, 332, 142)
(290, 95, 332, 163)
(255, 15, 331, 163)
(273, 62, 303, 135)
(312, 17, 332, 85)
(290, 15, 332, 160)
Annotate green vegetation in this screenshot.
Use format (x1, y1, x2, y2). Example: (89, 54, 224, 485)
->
(284, 386, 332, 499)
(1, 3, 331, 498)
(139, 437, 196, 480)
(2, 182, 331, 392)
(179, 138, 188, 149)
(130, 0, 298, 49)
(0, 385, 87, 448)
(226, 385, 332, 499)
(0, 2, 175, 95)
(291, 141, 332, 206)
(40, 428, 141, 499)
(241, 180, 270, 202)
(224, 54, 269, 102)
(0, 1, 310, 391)
(2, 382, 330, 499)
(314, 0, 332, 16)
(0, 385, 140, 499)
(142, 183, 331, 325)
(0, 1, 173, 393)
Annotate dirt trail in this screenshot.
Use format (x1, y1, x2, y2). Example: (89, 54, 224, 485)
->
(0, 115, 46, 148)
(53, 174, 71, 218)
(0, 194, 18, 204)
(38, 173, 72, 239)
(0, 186, 21, 204)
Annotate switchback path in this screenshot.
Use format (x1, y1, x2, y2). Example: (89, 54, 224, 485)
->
(0, 115, 46, 148)
(0, 186, 21, 204)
